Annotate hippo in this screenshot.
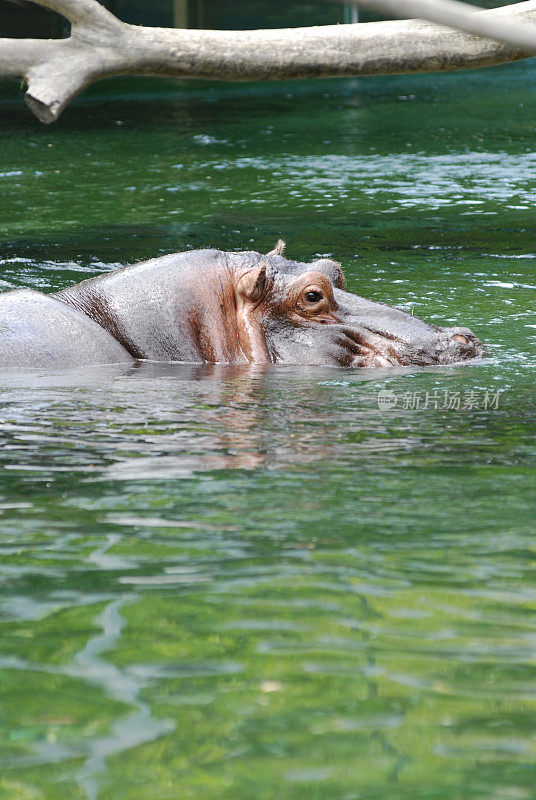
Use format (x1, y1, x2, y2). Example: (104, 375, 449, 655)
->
(0, 242, 483, 370)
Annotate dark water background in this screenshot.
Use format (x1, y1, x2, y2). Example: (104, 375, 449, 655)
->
(1, 32, 536, 800)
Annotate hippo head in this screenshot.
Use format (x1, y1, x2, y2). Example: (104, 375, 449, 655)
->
(230, 242, 483, 368)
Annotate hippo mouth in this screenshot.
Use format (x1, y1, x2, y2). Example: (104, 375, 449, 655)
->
(345, 325, 485, 368)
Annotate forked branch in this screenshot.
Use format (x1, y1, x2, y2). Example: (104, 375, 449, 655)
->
(2, 0, 536, 124)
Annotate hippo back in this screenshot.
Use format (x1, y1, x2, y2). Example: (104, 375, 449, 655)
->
(0, 289, 133, 370)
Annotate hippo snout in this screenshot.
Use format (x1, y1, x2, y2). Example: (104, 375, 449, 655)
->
(342, 323, 484, 368)
(388, 326, 484, 367)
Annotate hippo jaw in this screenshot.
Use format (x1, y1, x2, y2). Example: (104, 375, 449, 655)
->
(233, 255, 484, 369)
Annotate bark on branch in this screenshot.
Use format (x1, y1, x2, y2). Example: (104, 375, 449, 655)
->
(2, 0, 536, 124)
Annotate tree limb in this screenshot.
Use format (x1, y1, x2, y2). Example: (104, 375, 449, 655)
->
(2, 0, 536, 124)
(353, 0, 536, 52)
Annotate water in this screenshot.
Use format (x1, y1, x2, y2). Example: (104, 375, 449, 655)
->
(1, 57, 536, 800)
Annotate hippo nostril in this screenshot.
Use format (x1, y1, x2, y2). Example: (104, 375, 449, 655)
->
(452, 334, 470, 344)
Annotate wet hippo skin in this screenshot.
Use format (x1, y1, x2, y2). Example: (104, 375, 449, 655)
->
(0, 243, 483, 370)
(0, 289, 132, 370)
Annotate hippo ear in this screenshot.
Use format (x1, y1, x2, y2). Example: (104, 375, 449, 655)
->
(267, 239, 286, 256)
(238, 262, 272, 303)
(312, 258, 346, 289)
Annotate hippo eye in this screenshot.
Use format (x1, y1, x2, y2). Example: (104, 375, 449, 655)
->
(305, 290, 323, 303)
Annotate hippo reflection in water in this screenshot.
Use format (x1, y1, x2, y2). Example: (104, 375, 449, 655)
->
(0, 242, 483, 370)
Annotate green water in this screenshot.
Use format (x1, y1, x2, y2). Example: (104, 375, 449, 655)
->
(1, 59, 536, 800)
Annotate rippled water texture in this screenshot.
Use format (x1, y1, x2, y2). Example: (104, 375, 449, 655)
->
(1, 53, 536, 800)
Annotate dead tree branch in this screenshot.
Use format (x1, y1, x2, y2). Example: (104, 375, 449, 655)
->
(2, 0, 536, 124)
(353, 0, 536, 51)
